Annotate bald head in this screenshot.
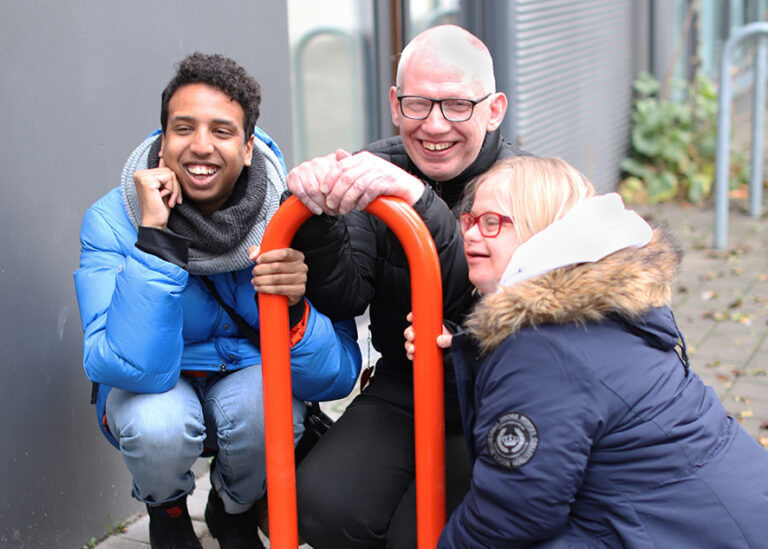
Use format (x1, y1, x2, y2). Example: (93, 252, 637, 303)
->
(395, 25, 496, 94)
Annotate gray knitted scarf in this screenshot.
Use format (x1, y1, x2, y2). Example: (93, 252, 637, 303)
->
(121, 132, 286, 275)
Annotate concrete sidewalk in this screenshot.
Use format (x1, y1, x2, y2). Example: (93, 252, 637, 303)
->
(94, 199, 768, 549)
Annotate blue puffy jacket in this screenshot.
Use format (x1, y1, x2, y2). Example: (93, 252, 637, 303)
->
(74, 129, 361, 448)
(440, 230, 768, 548)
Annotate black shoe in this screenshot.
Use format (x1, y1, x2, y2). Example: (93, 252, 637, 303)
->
(204, 487, 265, 549)
(146, 496, 203, 549)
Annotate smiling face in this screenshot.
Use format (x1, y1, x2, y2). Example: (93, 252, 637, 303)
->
(463, 178, 521, 294)
(160, 83, 254, 215)
(389, 34, 507, 182)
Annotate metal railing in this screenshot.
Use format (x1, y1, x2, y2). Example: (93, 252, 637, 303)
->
(257, 195, 446, 548)
(714, 22, 768, 249)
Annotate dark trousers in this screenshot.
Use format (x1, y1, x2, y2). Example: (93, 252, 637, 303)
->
(296, 371, 471, 549)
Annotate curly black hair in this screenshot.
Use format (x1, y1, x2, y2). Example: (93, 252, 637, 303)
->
(160, 52, 261, 142)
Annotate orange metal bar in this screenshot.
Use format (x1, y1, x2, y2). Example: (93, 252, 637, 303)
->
(365, 198, 446, 548)
(258, 195, 445, 549)
(257, 197, 313, 549)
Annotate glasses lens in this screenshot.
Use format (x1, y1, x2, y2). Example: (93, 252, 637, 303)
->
(441, 99, 473, 122)
(400, 97, 432, 119)
(479, 213, 501, 237)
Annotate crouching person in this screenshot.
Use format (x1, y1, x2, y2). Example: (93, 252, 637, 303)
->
(74, 52, 361, 549)
(406, 156, 768, 548)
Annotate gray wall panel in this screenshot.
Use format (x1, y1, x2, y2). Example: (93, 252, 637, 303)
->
(498, 0, 649, 193)
(0, 2, 293, 546)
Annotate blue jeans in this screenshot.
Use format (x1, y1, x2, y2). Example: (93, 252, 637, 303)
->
(106, 365, 306, 513)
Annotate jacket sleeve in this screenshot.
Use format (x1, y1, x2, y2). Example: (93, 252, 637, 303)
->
(288, 310, 362, 402)
(439, 332, 605, 548)
(204, 268, 362, 403)
(401, 186, 474, 323)
(74, 204, 188, 393)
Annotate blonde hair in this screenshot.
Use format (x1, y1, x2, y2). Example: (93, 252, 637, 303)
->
(464, 156, 596, 243)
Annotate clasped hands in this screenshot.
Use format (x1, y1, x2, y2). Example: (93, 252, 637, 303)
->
(287, 149, 426, 216)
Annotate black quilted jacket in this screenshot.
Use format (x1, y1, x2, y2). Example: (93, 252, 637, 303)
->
(292, 130, 522, 382)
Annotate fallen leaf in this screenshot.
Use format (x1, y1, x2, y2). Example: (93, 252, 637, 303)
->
(737, 409, 754, 419)
(702, 290, 717, 301)
(706, 360, 721, 368)
(732, 369, 747, 377)
(716, 374, 730, 382)
(733, 395, 751, 405)
(727, 298, 743, 309)
(758, 435, 768, 449)
(727, 244, 750, 257)
(729, 186, 749, 199)
(737, 315, 753, 326)
(703, 310, 729, 321)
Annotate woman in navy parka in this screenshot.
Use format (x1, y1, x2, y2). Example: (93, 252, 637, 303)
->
(407, 156, 768, 548)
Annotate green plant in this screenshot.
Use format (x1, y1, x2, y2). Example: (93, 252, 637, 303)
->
(619, 72, 747, 204)
(81, 515, 130, 548)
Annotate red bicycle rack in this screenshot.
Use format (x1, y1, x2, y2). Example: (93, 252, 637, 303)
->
(257, 195, 446, 548)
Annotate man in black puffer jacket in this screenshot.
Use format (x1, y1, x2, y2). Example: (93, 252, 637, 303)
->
(288, 25, 524, 549)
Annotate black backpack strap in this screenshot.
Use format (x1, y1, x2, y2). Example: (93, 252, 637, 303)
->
(200, 275, 261, 348)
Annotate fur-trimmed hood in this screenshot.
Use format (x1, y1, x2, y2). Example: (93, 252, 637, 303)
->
(465, 227, 683, 353)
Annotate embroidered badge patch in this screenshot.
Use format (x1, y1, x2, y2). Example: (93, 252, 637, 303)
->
(487, 412, 538, 469)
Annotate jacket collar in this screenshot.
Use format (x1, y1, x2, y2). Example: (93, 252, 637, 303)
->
(465, 227, 683, 354)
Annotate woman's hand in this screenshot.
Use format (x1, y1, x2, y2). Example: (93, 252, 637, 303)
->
(404, 312, 453, 361)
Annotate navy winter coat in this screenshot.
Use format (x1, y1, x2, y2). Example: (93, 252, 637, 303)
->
(441, 230, 768, 548)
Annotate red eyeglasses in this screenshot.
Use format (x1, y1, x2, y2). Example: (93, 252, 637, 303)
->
(459, 211, 514, 238)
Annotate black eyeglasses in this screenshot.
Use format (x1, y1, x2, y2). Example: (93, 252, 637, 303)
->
(397, 93, 491, 122)
(459, 211, 514, 238)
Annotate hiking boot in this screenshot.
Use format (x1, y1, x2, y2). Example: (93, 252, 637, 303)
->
(146, 495, 202, 549)
(204, 487, 265, 549)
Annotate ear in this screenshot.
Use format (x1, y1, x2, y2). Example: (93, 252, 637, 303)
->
(388, 86, 401, 128)
(243, 134, 255, 167)
(485, 92, 508, 132)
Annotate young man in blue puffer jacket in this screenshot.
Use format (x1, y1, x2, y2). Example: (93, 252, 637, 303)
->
(74, 52, 361, 549)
